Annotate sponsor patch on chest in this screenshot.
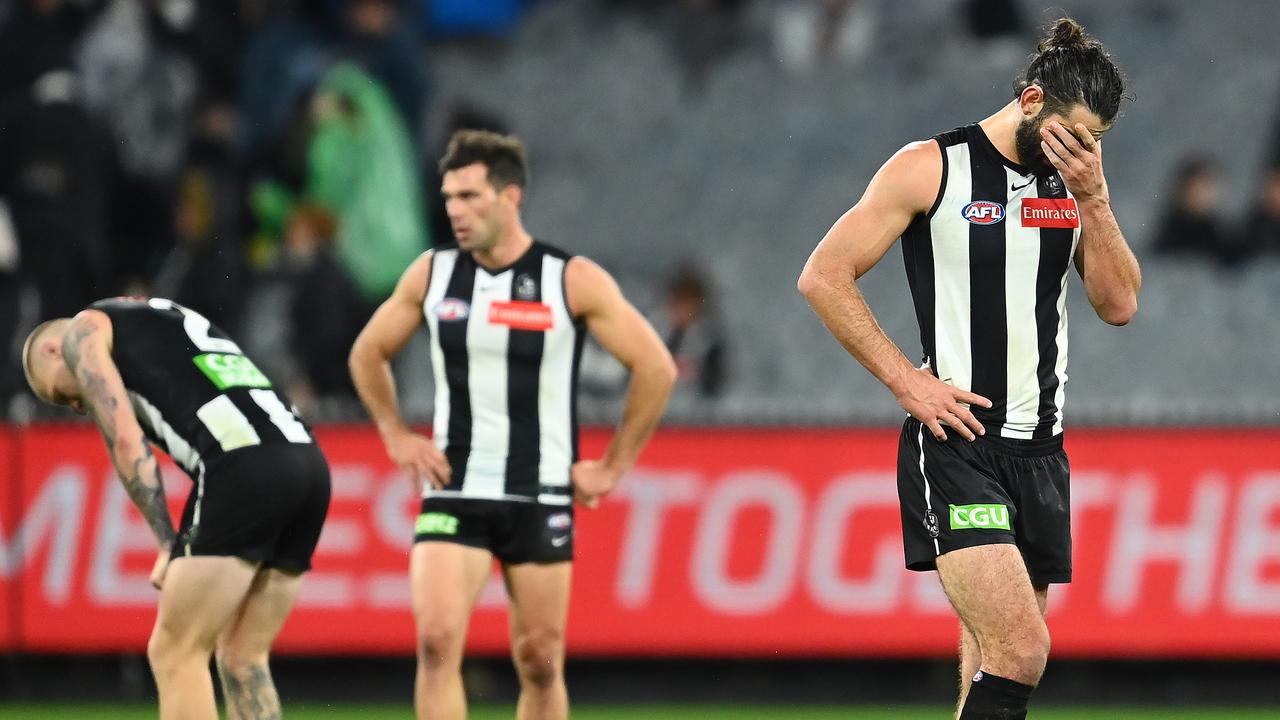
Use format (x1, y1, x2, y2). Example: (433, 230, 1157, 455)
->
(1020, 198, 1080, 228)
(489, 301, 554, 331)
(434, 298, 470, 321)
(961, 201, 1005, 225)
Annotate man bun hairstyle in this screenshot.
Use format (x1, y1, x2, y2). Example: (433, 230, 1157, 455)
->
(438, 129, 528, 190)
(1016, 17, 1127, 124)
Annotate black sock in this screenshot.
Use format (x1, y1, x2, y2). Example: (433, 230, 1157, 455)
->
(958, 670, 1035, 720)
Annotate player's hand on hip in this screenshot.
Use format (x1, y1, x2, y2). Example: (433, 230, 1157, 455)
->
(149, 548, 170, 591)
(894, 366, 991, 442)
(1041, 121, 1108, 202)
(385, 429, 452, 494)
(572, 460, 622, 509)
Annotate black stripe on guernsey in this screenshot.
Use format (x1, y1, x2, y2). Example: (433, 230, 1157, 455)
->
(900, 136, 953, 370)
(440, 253, 475, 484)
(1033, 174, 1074, 437)
(569, 323, 586, 462)
(967, 145, 1009, 428)
(504, 251, 546, 495)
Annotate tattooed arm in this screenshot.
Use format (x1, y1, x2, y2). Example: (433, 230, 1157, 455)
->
(63, 311, 175, 551)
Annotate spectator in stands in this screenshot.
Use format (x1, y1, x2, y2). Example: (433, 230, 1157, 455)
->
(338, 0, 428, 142)
(239, 0, 327, 165)
(1151, 156, 1237, 267)
(151, 91, 249, 327)
(660, 263, 727, 398)
(281, 201, 366, 410)
(773, 0, 874, 74)
(0, 0, 91, 101)
(667, 0, 745, 89)
(77, 0, 200, 286)
(0, 69, 115, 320)
(306, 63, 429, 305)
(1235, 167, 1280, 261)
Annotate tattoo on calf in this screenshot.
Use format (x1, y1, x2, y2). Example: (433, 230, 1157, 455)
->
(218, 659, 282, 720)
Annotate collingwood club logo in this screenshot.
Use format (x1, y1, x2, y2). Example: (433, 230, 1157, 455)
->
(515, 273, 538, 300)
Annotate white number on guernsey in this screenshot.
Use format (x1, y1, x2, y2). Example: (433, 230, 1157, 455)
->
(148, 298, 242, 354)
(196, 391, 311, 452)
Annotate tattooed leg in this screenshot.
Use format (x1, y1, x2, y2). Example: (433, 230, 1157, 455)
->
(217, 655, 281, 720)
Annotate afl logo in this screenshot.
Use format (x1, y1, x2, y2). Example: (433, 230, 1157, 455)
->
(961, 201, 1005, 225)
(434, 298, 470, 322)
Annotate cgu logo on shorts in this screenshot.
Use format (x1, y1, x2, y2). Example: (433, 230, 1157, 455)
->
(961, 201, 1005, 225)
(416, 512, 459, 535)
(547, 512, 572, 530)
(434, 298, 470, 322)
(948, 503, 1011, 531)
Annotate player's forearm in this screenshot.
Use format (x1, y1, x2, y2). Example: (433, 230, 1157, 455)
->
(349, 347, 409, 438)
(1078, 197, 1141, 325)
(601, 355, 677, 474)
(113, 441, 175, 549)
(799, 271, 916, 396)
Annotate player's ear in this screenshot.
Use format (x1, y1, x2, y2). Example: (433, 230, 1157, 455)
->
(1018, 85, 1045, 119)
(500, 183, 524, 208)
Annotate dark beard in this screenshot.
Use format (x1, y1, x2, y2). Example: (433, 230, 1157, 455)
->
(1014, 114, 1057, 178)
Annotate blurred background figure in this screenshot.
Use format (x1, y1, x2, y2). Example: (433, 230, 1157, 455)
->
(304, 63, 429, 305)
(772, 0, 876, 74)
(1236, 166, 1280, 260)
(1151, 156, 1237, 267)
(336, 0, 428, 141)
(281, 201, 365, 414)
(0, 68, 114, 348)
(659, 263, 728, 399)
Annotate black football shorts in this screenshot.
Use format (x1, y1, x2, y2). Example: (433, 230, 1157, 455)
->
(896, 417, 1072, 585)
(414, 496, 574, 564)
(172, 443, 331, 572)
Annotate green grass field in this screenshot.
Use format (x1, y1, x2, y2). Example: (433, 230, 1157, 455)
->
(2, 704, 1278, 719)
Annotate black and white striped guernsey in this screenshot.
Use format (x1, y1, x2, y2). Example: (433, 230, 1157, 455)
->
(90, 297, 314, 479)
(901, 124, 1082, 439)
(424, 241, 586, 505)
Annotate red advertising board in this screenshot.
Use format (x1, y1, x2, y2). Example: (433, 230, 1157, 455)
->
(3, 425, 1280, 657)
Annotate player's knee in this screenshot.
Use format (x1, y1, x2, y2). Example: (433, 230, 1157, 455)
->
(415, 621, 465, 669)
(512, 628, 564, 688)
(147, 626, 197, 677)
(1008, 622, 1051, 682)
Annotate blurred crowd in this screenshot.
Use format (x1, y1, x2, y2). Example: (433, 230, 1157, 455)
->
(1152, 151, 1280, 267)
(0, 0, 736, 416)
(0, 0, 540, 412)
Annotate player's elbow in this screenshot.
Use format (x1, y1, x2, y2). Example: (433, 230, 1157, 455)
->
(347, 335, 379, 374)
(1097, 296, 1137, 326)
(796, 265, 826, 301)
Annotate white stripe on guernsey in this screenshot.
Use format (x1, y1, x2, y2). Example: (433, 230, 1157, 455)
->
(918, 425, 940, 556)
(537, 494, 572, 506)
(1001, 167, 1042, 440)
(424, 489, 536, 503)
(196, 395, 262, 451)
(1052, 270, 1071, 436)
(424, 249, 457, 452)
(931, 142, 974, 392)
(128, 391, 201, 473)
(1053, 211, 1081, 435)
(537, 255, 574, 489)
(464, 268, 513, 498)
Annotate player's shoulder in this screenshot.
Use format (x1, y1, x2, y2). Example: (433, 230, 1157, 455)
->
(531, 239, 575, 262)
(886, 138, 945, 174)
(869, 139, 945, 215)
